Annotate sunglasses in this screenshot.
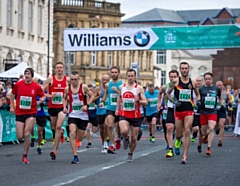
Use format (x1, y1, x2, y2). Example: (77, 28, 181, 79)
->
(70, 78, 78, 81)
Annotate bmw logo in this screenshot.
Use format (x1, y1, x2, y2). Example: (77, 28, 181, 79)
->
(134, 31, 150, 47)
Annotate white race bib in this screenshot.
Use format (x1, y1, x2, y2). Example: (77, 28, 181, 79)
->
(150, 98, 158, 107)
(72, 101, 83, 112)
(20, 96, 32, 109)
(179, 89, 191, 102)
(52, 92, 63, 104)
(110, 93, 118, 106)
(123, 98, 135, 111)
(205, 96, 216, 109)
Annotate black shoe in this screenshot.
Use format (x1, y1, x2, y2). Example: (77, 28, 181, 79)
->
(197, 145, 202, 153)
(86, 142, 92, 148)
(216, 129, 220, 135)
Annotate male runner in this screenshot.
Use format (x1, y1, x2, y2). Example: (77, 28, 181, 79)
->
(198, 72, 222, 156)
(100, 66, 122, 154)
(145, 84, 159, 143)
(161, 70, 179, 158)
(167, 62, 199, 164)
(63, 71, 93, 163)
(115, 69, 147, 161)
(43, 62, 70, 160)
(215, 81, 232, 147)
(92, 74, 110, 153)
(10, 68, 45, 164)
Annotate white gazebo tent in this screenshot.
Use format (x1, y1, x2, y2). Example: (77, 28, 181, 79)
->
(0, 62, 46, 82)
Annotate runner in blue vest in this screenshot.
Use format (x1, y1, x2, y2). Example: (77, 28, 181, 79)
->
(100, 66, 122, 154)
(145, 84, 159, 143)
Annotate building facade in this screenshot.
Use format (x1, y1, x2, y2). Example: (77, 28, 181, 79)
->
(0, 0, 54, 78)
(53, 0, 154, 86)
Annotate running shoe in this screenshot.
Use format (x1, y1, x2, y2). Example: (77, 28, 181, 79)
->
(191, 137, 195, 142)
(107, 137, 110, 146)
(197, 145, 202, 153)
(60, 129, 65, 143)
(101, 146, 107, 154)
(76, 139, 82, 149)
(86, 142, 92, 148)
(137, 130, 143, 141)
(103, 142, 108, 153)
(218, 140, 222, 147)
(71, 156, 79, 164)
(127, 153, 133, 162)
(22, 156, 30, 164)
(115, 139, 121, 150)
(215, 128, 220, 135)
(30, 137, 35, 147)
(65, 137, 70, 142)
(37, 146, 42, 155)
(206, 148, 211, 156)
(50, 151, 56, 160)
(174, 139, 182, 155)
(108, 145, 116, 154)
(165, 145, 169, 150)
(41, 139, 46, 145)
(52, 139, 55, 145)
(123, 138, 130, 150)
(181, 158, 187, 164)
(165, 149, 174, 158)
(202, 135, 208, 144)
(151, 137, 156, 143)
(149, 136, 153, 142)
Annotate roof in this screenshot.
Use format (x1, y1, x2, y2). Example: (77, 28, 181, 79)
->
(123, 8, 240, 25)
(123, 8, 186, 24)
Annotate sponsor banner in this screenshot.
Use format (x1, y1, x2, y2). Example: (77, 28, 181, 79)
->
(64, 24, 240, 51)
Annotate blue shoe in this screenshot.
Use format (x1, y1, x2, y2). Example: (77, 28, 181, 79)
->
(37, 147, 42, 155)
(30, 138, 35, 147)
(71, 156, 79, 164)
(165, 145, 169, 150)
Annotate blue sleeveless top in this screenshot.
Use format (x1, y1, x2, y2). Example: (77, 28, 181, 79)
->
(107, 80, 122, 111)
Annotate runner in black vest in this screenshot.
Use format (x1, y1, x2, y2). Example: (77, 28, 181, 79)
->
(166, 62, 200, 164)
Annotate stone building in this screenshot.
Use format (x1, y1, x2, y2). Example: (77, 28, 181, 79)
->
(53, 0, 154, 85)
(0, 0, 54, 77)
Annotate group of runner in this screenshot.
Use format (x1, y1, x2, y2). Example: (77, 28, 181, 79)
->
(9, 61, 233, 164)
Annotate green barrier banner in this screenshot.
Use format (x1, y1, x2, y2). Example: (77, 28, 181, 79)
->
(64, 24, 240, 51)
(0, 110, 67, 143)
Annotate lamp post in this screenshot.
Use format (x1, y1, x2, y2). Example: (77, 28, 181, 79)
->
(47, 0, 50, 77)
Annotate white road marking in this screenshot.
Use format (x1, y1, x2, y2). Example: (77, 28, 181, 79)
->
(101, 162, 125, 170)
(53, 176, 85, 186)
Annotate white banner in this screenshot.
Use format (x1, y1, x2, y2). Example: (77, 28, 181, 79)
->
(63, 28, 159, 51)
(0, 115, 3, 142)
(234, 104, 240, 135)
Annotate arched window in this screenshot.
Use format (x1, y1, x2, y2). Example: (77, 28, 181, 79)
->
(37, 58, 42, 74)
(198, 66, 207, 78)
(28, 56, 33, 67)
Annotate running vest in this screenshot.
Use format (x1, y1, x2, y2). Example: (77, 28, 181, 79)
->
(165, 83, 175, 108)
(174, 77, 194, 112)
(36, 96, 45, 117)
(216, 91, 227, 110)
(88, 98, 97, 117)
(119, 83, 141, 118)
(68, 84, 88, 120)
(107, 80, 122, 111)
(96, 86, 108, 115)
(145, 89, 159, 116)
(48, 75, 67, 108)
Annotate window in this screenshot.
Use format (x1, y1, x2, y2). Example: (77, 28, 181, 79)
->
(28, 57, 33, 67)
(91, 51, 96, 65)
(37, 59, 42, 74)
(64, 52, 75, 65)
(121, 51, 125, 68)
(7, 0, 12, 27)
(108, 52, 112, 66)
(156, 50, 166, 64)
(18, 0, 23, 30)
(28, 1, 33, 33)
(161, 71, 166, 86)
(38, 5, 42, 35)
(198, 66, 207, 78)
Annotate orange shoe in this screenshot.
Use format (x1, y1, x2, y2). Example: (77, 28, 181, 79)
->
(202, 135, 208, 144)
(206, 148, 211, 156)
(76, 139, 82, 149)
(22, 155, 30, 164)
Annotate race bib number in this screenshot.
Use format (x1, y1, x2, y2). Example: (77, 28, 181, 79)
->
(37, 101, 41, 111)
(100, 98, 108, 108)
(123, 98, 135, 111)
(88, 103, 95, 110)
(52, 92, 63, 104)
(20, 96, 32, 109)
(179, 89, 191, 102)
(163, 110, 168, 120)
(72, 101, 83, 112)
(150, 98, 158, 107)
(110, 93, 118, 106)
(205, 96, 215, 109)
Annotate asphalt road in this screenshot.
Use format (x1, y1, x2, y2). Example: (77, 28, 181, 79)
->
(0, 130, 239, 186)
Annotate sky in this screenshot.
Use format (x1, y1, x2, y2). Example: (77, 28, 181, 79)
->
(102, 0, 240, 20)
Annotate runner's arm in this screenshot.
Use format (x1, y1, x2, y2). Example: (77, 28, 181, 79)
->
(42, 76, 52, 91)
(83, 85, 93, 105)
(166, 78, 177, 102)
(193, 80, 200, 101)
(88, 86, 100, 104)
(158, 85, 165, 110)
(63, 87, 68, 109)
(139, 86, 148, 106)
(115, 86, 122, 113)
(100, 83, 109, 103)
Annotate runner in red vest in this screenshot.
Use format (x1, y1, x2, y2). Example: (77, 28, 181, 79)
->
(63, 71, 93, 164)
(43, 62, 70, 160)
(10, 68, 45, 164)
(115, 68, 147, 162)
